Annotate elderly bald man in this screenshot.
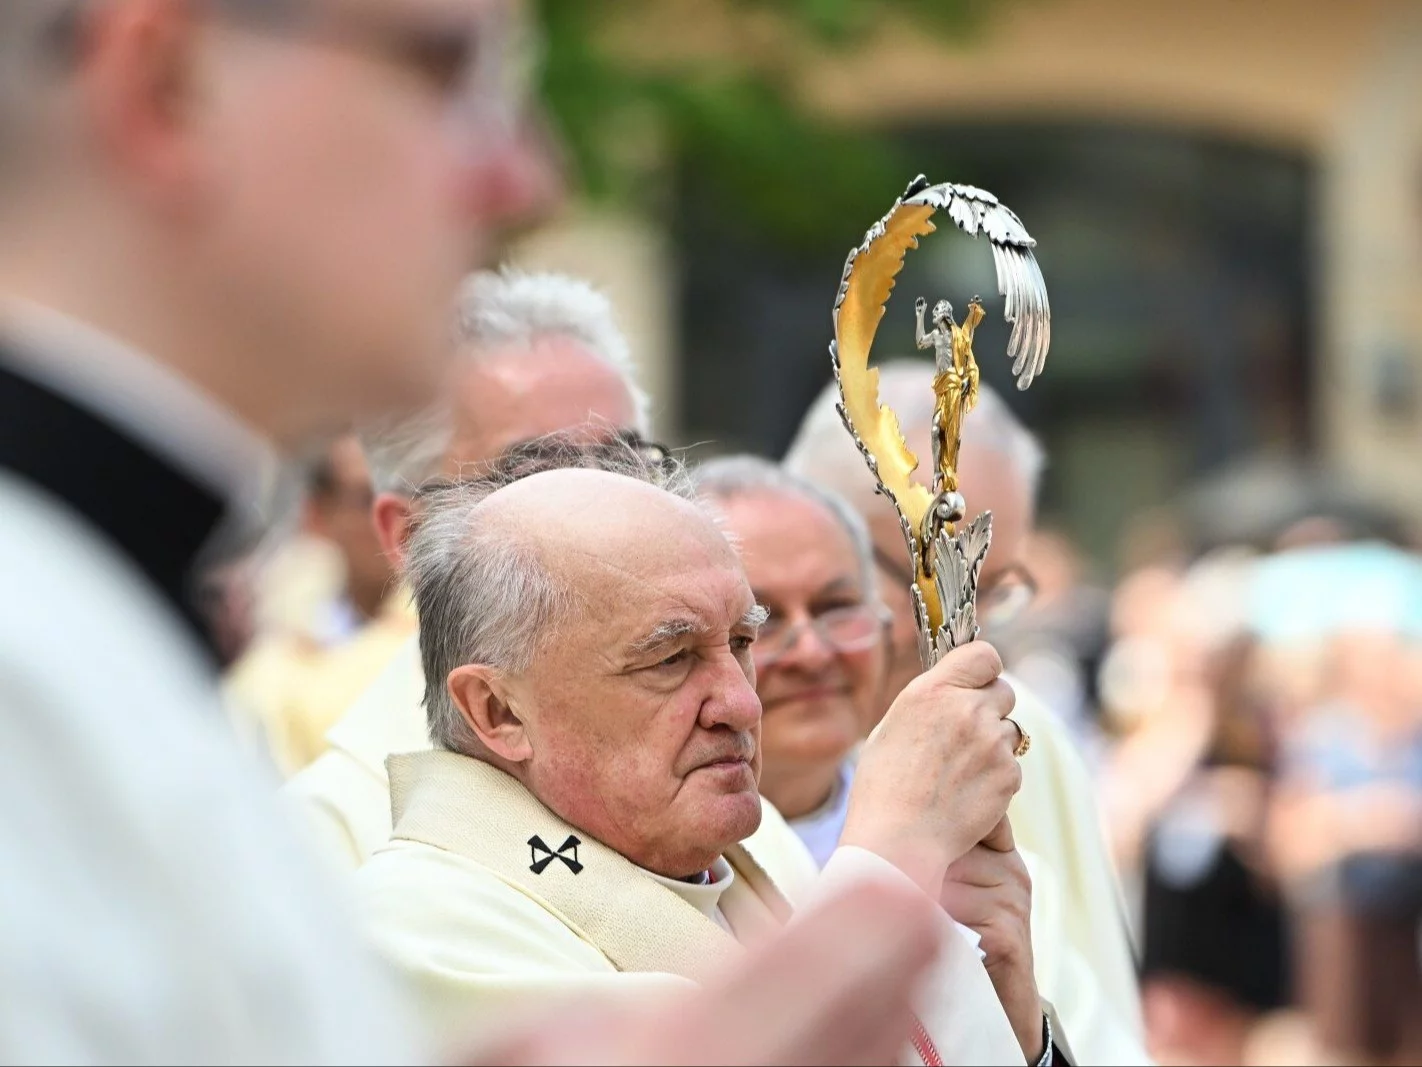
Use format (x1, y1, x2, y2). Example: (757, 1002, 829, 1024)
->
(786, 362, 1148, 1061)
(357, 454, 1065, 1066)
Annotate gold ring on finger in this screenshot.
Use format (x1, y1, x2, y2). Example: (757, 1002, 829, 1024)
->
(1006, 717, 1031, 759)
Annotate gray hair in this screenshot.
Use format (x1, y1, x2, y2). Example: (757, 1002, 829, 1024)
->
(362, 266, 653, 495)
(784, 358, 1045, 506)
(692, 455, 878, 598)
(406, 434, 694, 755)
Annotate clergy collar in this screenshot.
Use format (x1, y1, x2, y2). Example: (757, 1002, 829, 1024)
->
(0, 307, 275, 668)
(646, 856, 735, 922)
(0, 296, 282, 548)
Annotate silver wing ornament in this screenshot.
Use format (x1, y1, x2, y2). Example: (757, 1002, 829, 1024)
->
(831, 174, 1051, 666)
(904, 177, 1051, 388)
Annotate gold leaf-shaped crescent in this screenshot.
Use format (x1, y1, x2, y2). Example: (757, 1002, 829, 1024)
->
(832, 200, 937, 539)
(831, 195, 939, 623)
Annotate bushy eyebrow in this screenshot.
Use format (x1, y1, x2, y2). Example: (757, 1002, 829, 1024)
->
(625, 618, 700, 658)
(739, 604, 770, 629)
(625, 604, 767, 658)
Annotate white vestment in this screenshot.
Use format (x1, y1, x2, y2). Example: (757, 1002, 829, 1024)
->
(357, 751, 1028, 1065)
(0, 310, 418, 1063)
(791, 682, 1151, 1064)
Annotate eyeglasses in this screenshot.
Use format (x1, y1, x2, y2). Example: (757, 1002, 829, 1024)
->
(214, 0, 530, 138)
(46, 1, 531, 132)
(753, 604, 888, 668)
(872, 547, 1038, 631)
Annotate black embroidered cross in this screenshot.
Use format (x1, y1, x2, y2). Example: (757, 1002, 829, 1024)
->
(528, 834, 583, 875)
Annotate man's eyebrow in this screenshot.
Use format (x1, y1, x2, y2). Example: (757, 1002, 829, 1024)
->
(738, 604, 770, 629)
(625, 618, 701, 658)
(625, 605, 767, 657)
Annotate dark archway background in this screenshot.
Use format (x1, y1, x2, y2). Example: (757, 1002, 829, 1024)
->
(674, 122, 1314, 573)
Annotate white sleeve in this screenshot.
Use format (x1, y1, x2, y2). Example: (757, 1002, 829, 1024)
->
(805, 847, 1027, 1066)
(1020, 849, 1152, 1065)
(0, 498, 423, 1065)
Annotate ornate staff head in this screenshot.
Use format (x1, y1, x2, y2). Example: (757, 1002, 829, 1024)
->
(830, 175, 1051, 667)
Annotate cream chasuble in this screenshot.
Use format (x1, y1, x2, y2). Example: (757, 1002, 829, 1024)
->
(356, 751, 1026, 1065)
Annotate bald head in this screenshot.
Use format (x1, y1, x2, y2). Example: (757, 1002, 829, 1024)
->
(405, 449, 724, 753)
(480, 467, 734, 579)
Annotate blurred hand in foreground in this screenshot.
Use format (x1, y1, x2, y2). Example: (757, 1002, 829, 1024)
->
(458, 880, 942, 1066)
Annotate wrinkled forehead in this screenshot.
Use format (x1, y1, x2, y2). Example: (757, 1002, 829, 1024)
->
(562, 506, 746, 620)
(572, 528, 751, 627)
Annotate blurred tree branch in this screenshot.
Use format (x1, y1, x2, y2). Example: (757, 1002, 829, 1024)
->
(533, 0, 999, 247)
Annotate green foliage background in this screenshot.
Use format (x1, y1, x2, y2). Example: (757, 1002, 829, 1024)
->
(532, 0, 995, 247)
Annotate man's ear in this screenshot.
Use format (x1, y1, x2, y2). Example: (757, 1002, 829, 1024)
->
(372, 493, 415, 573)
(448, 664, 532, 763)
(79, 0, 213, 217)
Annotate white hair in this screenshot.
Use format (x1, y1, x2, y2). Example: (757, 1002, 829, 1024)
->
(784, 358, 1046, 506)
(692, 455, 877, 597)
(406, 434, 695, 755)
(362, 266, 652, 495)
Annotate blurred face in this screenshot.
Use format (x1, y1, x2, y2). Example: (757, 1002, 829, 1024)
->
(719, 491, 884, 819)
(506, 483, 765, 878)
(191, 0, 551, 434)
(444, 338, 640, 470)
(869, 441, 1036, 718)
(374, 338, 639, 571)
(306, 434, 390, 616)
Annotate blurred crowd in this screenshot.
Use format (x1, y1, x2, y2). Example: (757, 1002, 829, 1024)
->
(988, 514, 1422, 1065)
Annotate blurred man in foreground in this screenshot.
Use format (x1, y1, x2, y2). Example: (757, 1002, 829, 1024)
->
(787, 363, 1148, 1056)
(358, 456, 1058, 1065)
(0, 2, 947, 1061)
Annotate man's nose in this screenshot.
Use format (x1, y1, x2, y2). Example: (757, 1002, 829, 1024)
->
(699, 657, 763, 733)
(456, 113, 563, 229)
(779, 618, 836, 673)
